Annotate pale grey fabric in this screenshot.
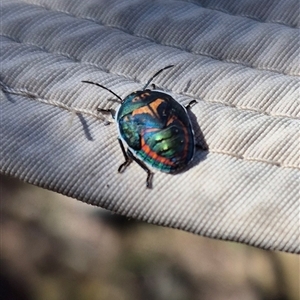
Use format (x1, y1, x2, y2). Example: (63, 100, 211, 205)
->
(0, 0, 299, 253)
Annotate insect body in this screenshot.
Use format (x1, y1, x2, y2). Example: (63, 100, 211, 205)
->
(83, 66, 196, 188)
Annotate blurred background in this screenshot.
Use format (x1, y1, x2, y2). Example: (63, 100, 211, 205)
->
(1, 174, 299, 300)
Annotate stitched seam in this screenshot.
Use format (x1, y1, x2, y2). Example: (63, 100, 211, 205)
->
(189, 97, 300, 120)
(2, 34, 299, 121)
(177, 0, 299, 29)
(0, 84, 107, 122)
(8, 2, 299, 77)
(1, 85, 299, 171)
(208, 149, 299, 170)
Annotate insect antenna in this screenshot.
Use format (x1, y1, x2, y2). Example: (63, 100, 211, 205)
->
(82, 80, 123, 103)
(142, 65, 174, 90)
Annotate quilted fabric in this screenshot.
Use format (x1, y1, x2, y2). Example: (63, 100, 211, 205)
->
(0, 0, 299, 253)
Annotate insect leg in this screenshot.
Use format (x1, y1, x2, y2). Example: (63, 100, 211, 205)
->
(127, 149, 154, 189)
(97, 108, 116, 119)
(185, 100, 197, 110)
(196, 143, 208, 151)
(117, 138, 133, 173)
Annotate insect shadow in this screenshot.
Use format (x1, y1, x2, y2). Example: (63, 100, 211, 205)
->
(77, 113, 94, 141)
(1, 90, 17, 103)
(1, 80, 95, 142)
(0, 80, 34, 103)
(185, 104, 209, 172)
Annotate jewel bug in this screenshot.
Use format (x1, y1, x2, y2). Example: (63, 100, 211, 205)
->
(83, 65, 197, 189)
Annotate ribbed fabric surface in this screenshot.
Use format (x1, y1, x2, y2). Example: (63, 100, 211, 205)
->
(1, 0, 299, 253)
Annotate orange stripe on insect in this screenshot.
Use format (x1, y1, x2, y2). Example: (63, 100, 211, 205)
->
(149, 98, 165, 111)
(141, 137, 175, 167)
(132, 98, 165, 119)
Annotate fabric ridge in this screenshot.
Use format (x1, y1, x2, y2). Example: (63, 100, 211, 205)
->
(0, 0, 299, 253)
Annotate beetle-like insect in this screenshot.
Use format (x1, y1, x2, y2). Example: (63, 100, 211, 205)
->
(83, 66, 197, 188)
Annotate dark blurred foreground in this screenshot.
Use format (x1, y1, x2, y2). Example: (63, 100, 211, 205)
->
(1, 175, 299, 300)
